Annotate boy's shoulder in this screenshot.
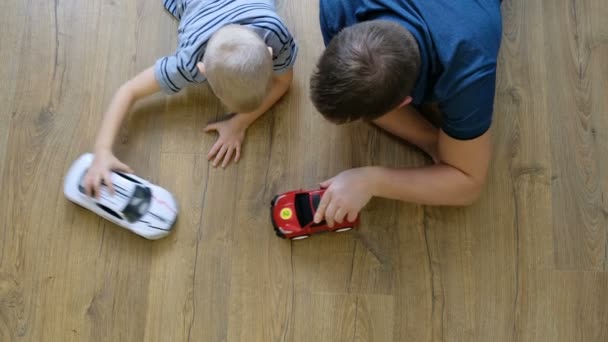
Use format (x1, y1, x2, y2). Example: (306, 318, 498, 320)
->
(182, 0, 287, 27)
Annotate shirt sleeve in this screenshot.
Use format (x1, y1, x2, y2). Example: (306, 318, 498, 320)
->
(154, 50, 206, 94)
(272, 36, 297, 74)
(261, 21, 297, 74)
(439, 73, 496, 140)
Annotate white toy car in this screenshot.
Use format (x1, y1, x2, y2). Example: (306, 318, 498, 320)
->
(64, 153, 178, 240)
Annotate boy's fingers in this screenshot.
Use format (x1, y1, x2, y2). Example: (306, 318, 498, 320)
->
(234, 145, 241, 163)
(208, 141, 222, 160)
(85, 176, 93, 197)
(103, 172, 115, 195)
(115, 161, 133, 173)
(204, 123, 218, 132)
(93, 174, 102, 200)
(213, 145, 228, 167)
(222, 147, 234, 168)
(314, 191, 331, 223)
(84, 172, 93, 197)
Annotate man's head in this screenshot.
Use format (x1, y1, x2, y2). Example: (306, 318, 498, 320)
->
(201, 25, 273, 113)
(310, 20, 421, 123)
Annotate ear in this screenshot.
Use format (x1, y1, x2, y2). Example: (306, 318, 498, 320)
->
(197, 62, 205, 75)
(397, 96, 413, 109)
(267, 46, 273, 56)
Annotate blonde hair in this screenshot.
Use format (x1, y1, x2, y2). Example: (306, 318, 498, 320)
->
(204, 25, 273, 113)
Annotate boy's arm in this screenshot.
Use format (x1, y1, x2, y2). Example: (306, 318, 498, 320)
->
(84, 66, 160, 197)
(314, 130, 491, 226)
(94, 66, 160, 151)
(205, 68, 293, 168)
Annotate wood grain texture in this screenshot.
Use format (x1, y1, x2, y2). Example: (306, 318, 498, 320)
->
(545, 0, 608, 270)
(0, 0, 607, 341)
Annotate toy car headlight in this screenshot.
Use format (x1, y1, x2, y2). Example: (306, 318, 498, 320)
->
(279, 208, 293, 221)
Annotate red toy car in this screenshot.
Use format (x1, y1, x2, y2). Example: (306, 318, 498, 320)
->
(271, 189, 359, 240)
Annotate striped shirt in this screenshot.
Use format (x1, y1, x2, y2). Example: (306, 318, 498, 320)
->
(155, 0, 298, 94)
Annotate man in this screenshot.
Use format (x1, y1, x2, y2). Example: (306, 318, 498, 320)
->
(309, 0, 503, 226)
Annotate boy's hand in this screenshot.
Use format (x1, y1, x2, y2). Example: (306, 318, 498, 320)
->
(313, 167, 376, 227)
(84, 150, 133, 199)
(205, 117, 247, 168)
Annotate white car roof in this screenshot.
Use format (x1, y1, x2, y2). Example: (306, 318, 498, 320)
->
(84, 172, 138, 214)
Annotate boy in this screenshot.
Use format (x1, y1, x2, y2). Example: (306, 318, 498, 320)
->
(309, 0, 502, 226)
(85, 0, 297, 197)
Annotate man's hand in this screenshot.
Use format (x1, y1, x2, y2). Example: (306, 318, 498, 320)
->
(313, 167, 376, 227)
(84, 150, 133, 198)
(205, 117, 247, 168)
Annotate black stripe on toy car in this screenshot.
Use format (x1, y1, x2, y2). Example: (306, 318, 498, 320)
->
(149, 212, 168, 223)
(148, 225, 170, 231)
(115, 172, 143, 184)
(96, 203, 122, 220)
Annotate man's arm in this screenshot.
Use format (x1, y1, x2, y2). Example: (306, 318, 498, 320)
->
(205, 68, 293, 167)
(314, 130, 491, 226)
(372, 105, 439, 162)
(84, 66, 160, 197)
(371, 130, 491, 205)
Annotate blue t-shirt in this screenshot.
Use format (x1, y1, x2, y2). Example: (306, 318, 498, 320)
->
(319, 0, 502, 140)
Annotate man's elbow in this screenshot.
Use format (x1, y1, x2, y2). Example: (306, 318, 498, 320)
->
(452, 177, 486, 206)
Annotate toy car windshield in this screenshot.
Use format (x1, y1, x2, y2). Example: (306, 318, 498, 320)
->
(295, 192, 327, 228)
(123, 185, 152, 223)
(295, 193, 316, 227)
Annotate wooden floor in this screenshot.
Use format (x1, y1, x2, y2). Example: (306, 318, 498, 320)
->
(1, 0, 607, 341)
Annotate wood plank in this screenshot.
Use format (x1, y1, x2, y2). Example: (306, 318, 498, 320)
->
(584, 0, 608, 271)
(516, 270, 608, 342)
(1, 0, 607, 341)
(0, 0, 25, 191)
(291, 292, 357, 342)
(545, 0, 607, 270)
(290, 292, 394, 342)
(143, 153, 207, 342)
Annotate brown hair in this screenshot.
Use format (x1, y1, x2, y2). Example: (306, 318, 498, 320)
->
(310, 20, 420, 123)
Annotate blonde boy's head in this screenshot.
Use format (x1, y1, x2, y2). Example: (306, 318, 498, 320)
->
(203, 25, 273, 113)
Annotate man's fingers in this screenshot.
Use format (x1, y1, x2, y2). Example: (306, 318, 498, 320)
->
(207, 140, 222, 160)
(320, 177, 335, 188)
(222, 147, 235, 168)
(346, 210, 358, 223)
(325, 201, 338, 228)
(314, 190, 331, 223)
(213, 145, 228, 167)
(334, 207, 347, 224)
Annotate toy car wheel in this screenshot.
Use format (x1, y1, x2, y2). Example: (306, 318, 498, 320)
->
(274, 229, 286, 238)
(291, 235, 309, 241)
(334, 227, 353, 233)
